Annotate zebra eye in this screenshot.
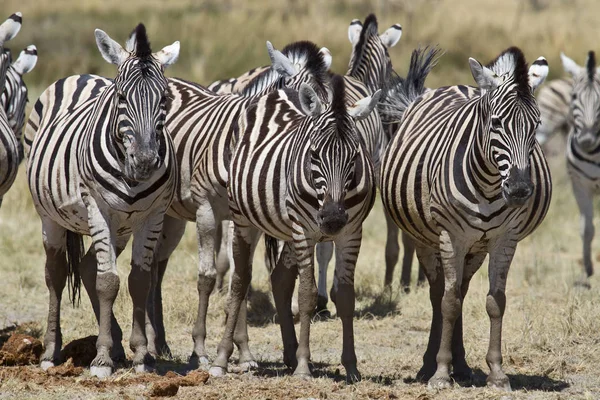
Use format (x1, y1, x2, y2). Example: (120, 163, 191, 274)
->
(491, 118, 502, 130)
(116, 90, 126, 102)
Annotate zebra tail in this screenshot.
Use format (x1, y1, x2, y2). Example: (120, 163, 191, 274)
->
(66, 230, 84, 307)
(379, 45, 443, 125)
(264, 234, 280, 274)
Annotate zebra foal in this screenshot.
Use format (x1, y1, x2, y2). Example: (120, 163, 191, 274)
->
(26, 24, 179, 377)
(211, 75, 379, 382)
(380, 47, 550, 390)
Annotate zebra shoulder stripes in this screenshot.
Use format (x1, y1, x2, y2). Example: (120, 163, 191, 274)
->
(211, 75, 379, 382)
(26, 24, 179, 378)
(0, 12, 23, 207)
(380, 47, 550, 390)
(2, 44, 37, 162)
(559, 51, 600, 284)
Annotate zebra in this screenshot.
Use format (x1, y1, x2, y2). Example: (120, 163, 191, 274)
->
(210, 74, 379, 382)
(559, 51, 600, 285)
(379, 47, 550, 390)
(2, 44, 37, 162)
(143, 40, 332, 367)
(0, 12, 23, 207)
(26, 24, 179, 378)
(535, 77, 571, 146)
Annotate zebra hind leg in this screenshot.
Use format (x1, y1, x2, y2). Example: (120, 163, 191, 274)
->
(40, 222, 69, 370)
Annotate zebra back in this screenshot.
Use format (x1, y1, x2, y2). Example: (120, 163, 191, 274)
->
(207, 65, 270, 94)
(535, 77, 572, 145)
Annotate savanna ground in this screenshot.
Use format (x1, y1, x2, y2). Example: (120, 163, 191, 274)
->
(1, 0, 600, 398)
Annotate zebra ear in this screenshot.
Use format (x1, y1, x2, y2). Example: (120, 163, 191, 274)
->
(12, 45, 37, 75)
(299, 83, 323, 117)
(0, 12, 22, 48)
(125, 29, 136, 53)
(348, 89, 382, 120)
(469, 57, 498, 91)
(319, 47, 332, 71)
(348, 19, 363, 45)
(266, 41, 296, 78)
(560, 52, 582, 77)
(155, 41, 180, 68)
(528, 57, 548, 92)
(95, 29, 129, 66)
(379, 24, 402, 49)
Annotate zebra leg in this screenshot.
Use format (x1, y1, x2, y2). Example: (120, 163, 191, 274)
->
(484, 239, 516, 391)
(294, 242, 317, 379)
(210, 224, 260, 377)
(190, 205, 219, 367)
(40, 221, 68, 370)
(79, 246, 126, 362)
(129, 215, 165, 374)
(215, 220, 231, 292)
(451, 252, 486, 383)
(271, 241, 299, 369)
(399, 231, 414, 293)
(316, 241, 333, 315)
(428, 230, 467, 389)
(415, 246, 442, 382)
(384, 209, 400, 289)
(146, 215, 186, 358)
(572, 180, 594, 281)
(332, 229, 363, 383)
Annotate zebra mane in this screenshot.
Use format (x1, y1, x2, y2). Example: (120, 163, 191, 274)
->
(486, 47, 531, 98)
(587, 51, 596, 82)
(130, 23, 152, 59)
(242, 40, 329, 96)
(348, 14, 379, 77)
(330, 74, 352, 135)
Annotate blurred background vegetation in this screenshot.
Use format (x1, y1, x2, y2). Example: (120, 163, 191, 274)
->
(3, 0, 599, 95)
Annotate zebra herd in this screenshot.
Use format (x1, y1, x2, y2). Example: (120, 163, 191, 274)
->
(0, 10, 597, 392)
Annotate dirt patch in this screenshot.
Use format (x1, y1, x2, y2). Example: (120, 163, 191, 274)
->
(47, 358, 84, 377)
(148, 370, 210, 397)
(61, 335, 97, 367)
(0, 333, 43, 366)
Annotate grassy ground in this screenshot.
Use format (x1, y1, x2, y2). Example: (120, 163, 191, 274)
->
(2, 0, 600, 398)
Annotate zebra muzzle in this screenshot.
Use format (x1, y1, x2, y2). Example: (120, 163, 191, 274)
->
(317, 201, 349, 236)
(502, 167, 533, 208)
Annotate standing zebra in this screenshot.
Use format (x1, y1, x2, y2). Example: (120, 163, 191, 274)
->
(380, 47, 550, 390)
(559, 51, 600, 284)
(145, 40, 331, 366)
(0, 12, 23, 207)
(2, 44, 37, 162)
(535, 77, 571, 146)
(211, 75, 379, 382)
(26, 24, 179, 378)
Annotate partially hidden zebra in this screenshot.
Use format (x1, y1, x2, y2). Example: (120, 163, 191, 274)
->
(26, 24, 179, 378)
(559, 51, 600, 284)
(380, 47, 550, 390)
(211, 74, 379, 382)
(535, 76, 571, 146)
(144, 40, 332, 368)
(2, 44, 37, 162)
(0, 12, 23, 208)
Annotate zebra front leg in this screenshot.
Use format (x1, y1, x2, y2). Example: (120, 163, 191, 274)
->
(293, 235, 317, 379)
(129, 214, 167, 373)
(484, 238, 516, 391)
(316, 241, 333, 315)
(399, 231, 414, 292)
(210, 224, 260, 377)
(215, 220, 231, 292)
(428, 230, 467, 389)
(333, 229, 363, 383)
(146, 215, 186, 358)
(384, 209, 400, 289)
(79, 246, 126, 363)
(572, 180, 594, 283)
(40, 221, 68, 370)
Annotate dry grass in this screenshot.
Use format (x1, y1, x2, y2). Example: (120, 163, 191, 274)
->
(1, 0, 600, 398)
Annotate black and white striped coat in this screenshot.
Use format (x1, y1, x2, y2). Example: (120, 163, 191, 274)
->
(26, 24, 179, 378)
(380, 47, 551, 390)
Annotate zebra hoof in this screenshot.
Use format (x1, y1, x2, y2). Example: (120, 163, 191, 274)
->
(188, 354, 210, 370)
(239, 360, 258, 372)
(134, 363, 154, 374)
(40, 360, 55, 371)
(293, 371, 313, 380)
(90, 365, 112, 379)
(208, 366, 227, 377)
(427, 373, 452, 390)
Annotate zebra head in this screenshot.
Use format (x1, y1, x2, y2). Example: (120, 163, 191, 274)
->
(561, 51, 600, 152)
(469, 47, 548, 208)
(300, 75, 380, 236)
(347, 14, 402, 92)
(2, 45, 37, 161)
(95, 23, 179, 182)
